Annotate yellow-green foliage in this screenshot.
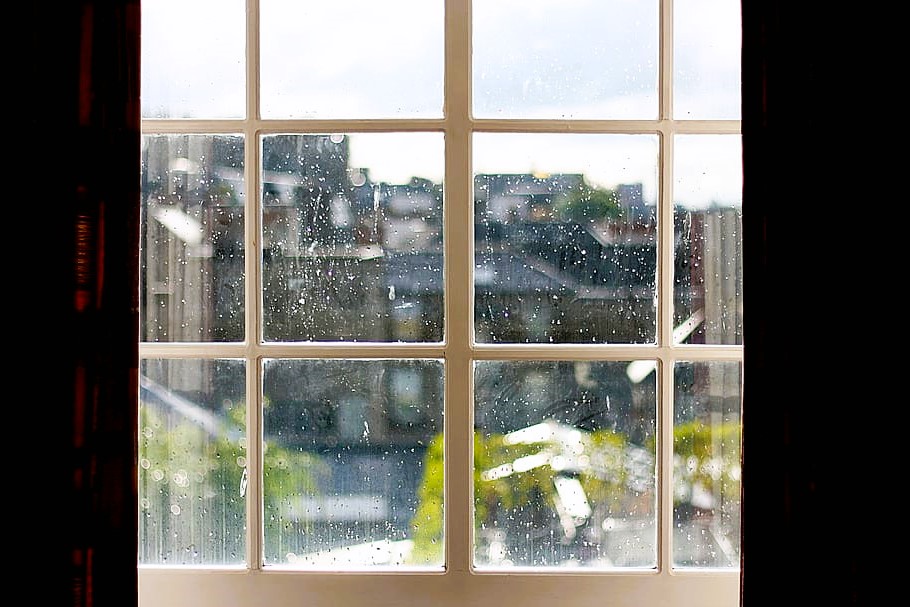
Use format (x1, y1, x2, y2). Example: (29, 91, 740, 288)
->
(139, 404, 322, 536)
(579, 430, 631, 509)
(408, 432, 445, 565)
(673, 420, 741, 500)
(408, 429, 630, 564)
(139, 406, 246, 503)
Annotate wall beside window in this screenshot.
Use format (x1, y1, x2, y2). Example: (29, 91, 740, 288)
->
(28, 1, 141, 605)
(740, 1, 869, 606)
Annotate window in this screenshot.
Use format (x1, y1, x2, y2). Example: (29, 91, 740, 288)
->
(138, 0, 742, 605)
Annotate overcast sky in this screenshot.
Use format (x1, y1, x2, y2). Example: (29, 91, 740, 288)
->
(142, 0, 741, 208)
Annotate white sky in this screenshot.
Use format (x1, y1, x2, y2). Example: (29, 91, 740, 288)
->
(142, 0, 741, 208)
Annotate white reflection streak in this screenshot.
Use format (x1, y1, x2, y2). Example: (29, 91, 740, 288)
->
(512, 452, 551, 473)
(626, 308, 705, 383)
(481, 463, 514, 481)
(480, 451, 578, 480)
(152, 207, 204, 244)
(502, 421, 557, 445)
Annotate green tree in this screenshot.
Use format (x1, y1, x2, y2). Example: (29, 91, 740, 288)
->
(409, 421, 741, 565)
(556, 183, 623, 223)
(672, 419, 741, 505)
(408, 427, 631, 565)
(138, 402, 323, 563)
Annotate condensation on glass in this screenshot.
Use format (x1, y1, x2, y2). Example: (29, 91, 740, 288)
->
(261, 359, 444, 568)
(473, 360, 657, 569)
(140, 134, 246, 343)
(673, 0, 742, 119)
(672, 361, 742, 568)
(473, 133, 658, 344)
(260, 133, 444, 342)
(138, 358, 247, 566)
(473, 0, 658, 119)
(260, 0, 443, 118)
(673, 135, 743, 345)
(140, 0, 245, 119)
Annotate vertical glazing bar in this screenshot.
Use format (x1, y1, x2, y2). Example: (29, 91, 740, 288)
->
(659, 0, 676, 575)
(658, 128, 676, 573)
(444, 0, 473, 576)
(661, 0, 674, 121)
(245, 0, 263, 571)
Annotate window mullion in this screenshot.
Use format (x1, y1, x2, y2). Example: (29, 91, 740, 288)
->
(659, 0, 675, 574)
(246, 0, 263, 571)
(660, 0, 674, 120)
(443, 0, 473, 575)
(244, 126, 263, 570)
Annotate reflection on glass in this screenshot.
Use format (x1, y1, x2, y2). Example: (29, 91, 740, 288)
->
(140, 134, 246, 343)
(140, 0, 245, 119)
(473, 0, 657, 119)
(673, 0, 742, 119)
(473, 361, 657, 569)
(673, 135, 743, 345)
(138, 359, 246, 566)
(262, 359, 444, 568)
(673, 361, 741, 568)
(261, 133, 444, 342)
(260, 0, 443, 118)
(474, 134, 658, 344)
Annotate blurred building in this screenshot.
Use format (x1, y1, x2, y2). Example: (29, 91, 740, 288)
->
(139, 133, 742, 566)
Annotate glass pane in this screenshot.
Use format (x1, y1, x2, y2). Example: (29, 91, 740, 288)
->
(261, 0, 443, 118)
(141, 0, 245, 119)
(474, 361, 657, 569)
(673, 361, 742, 568)
(262, 359, 444, 568)
(474, 134, 658, 344)
(474, 0, 658, 119)
(673, 135, 742, 345)
(674, 0, 742, 119)
(141, 135, 246, 343)
(261, 133, 444, 342)
(138, 359, 247, 566)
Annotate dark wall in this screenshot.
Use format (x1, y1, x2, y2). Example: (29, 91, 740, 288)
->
(741, 2, 869, 606)
(28, 1, 140, 605)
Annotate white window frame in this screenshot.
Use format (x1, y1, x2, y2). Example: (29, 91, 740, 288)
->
(138, 0, 742, 605)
